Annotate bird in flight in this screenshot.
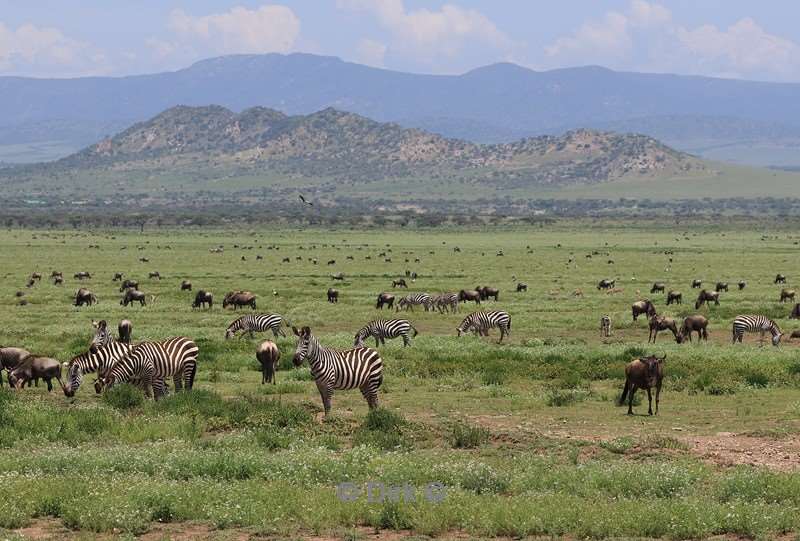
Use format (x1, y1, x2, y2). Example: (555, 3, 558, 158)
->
(299, 194, 313, 206)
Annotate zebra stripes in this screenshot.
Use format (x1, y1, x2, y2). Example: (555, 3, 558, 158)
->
(64, 341, 134, 397)
(732, 315, 782, 346)
(354, 319, 418, 348)
(433, 293, 459, 313)
(292, 326, 383, 415)
(225, 314, 287, 339)
(89, 319, 132, 353)
(102, 337, 199, 398)
(396, 293, 432, 312)
(456, 310, 511, 342)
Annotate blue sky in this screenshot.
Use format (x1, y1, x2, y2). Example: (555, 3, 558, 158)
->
(1, 1, 799, 81)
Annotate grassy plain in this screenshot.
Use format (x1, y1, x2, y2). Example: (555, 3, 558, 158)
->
(1, 223, 800, 540)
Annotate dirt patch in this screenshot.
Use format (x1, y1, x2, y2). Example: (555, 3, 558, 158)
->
(689, 432, 800, 471)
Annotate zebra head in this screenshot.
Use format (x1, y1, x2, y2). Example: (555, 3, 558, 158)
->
(89, 319, 111, 354)
(292, 326, 314, 366)
(224, 325, 237, 340)
(772, 332, 783, 346)
(456, 319, 471, 337)
(353, 329, 368, 348)
(64, 358, 84, 397)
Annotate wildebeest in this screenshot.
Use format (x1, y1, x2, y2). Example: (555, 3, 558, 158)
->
(738, 280, 747, 290)
(8, 356, 65, 392)
(618, 355, 665, 415)
(327, 260, 336, 265)
(223, 291, 257, 310)
(600, 315, 611, 337)
(113, 272, 124, 281)
(516, 282, 527, 292)
(459, 289, 482, 305)
(648, 315, 680, 343)
(715, 282, 728, 292)
(74, 271, 91, 280)
(74, 288, 97, 307)
(679, 315, 709, 342)
(0, 346, 31, 387)
(392, 279, 407, 288)
(256, 340, 280, 385)
(597, 279, 616, 290)
(119, 279, 139, 292)
(666, 290, 682, 305)
(327, 288, 339, 303)
(118, 319, 133, 343)
(149, 271, 161, 280)
(780, 289, 796, 303)
(192, 290, 213, 309)
(50, 271, 62, 279)
(476, 286, 499, 301)
(650, 282, 666, 294)
(181, 280, 192, 291)
(331, 272, 345, 281)
(791, 303, 800, 319)
(376, 293, 395, 310)
(695, 289, 719, 309)
(25, 278, 35, 288)
(30, 272, 42, 282)
(120, 289, 146, 306)
(775, 274, 787, 284)
(631, 299, 656, 321)
(691, 279, 702, 289)
(53, 275, 63, 286)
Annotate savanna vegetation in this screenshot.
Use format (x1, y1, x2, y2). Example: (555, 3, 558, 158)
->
(1, 222, 800, 540)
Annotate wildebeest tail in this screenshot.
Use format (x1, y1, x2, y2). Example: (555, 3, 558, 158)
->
(617, 379, 630, 406)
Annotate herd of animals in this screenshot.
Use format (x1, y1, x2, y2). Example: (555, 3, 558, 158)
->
(2, 258, 797, 418)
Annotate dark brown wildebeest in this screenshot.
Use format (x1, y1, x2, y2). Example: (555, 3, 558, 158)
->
(738, 280, 747, 290)
(0, 346, 31, 387)
(30, 272, 42, 282)
(223, 291, 257, 310)
(666, 290, 682, 305)
(74, 271, 91, 280)
(650, 282, 666, 294)
(148, 271, 161, 280)
(776, 274, 787, 284)
(120, 289, 146, 306)
(331, 273, 345, 281)
(282, 257, 290, 263)
(25, 278, 35, 288)
(8, 356, 65, 392)
(327, 260, 336, 265)
(691, 279, 702, 289)
(695, 289, 719, 309)
(74, 288, 97, 307)
(376, 292, 395, 310)
(715, 282, 728, 292)
(192, 290, 213, 309)
(648, 315, 680, 343)
(631, 299, 656, 321)
(139, 257, 149, 263)
(118, 319, 132, 343)
(181, 280, 192, 291)
(327, 288, 339, 303)
(597, 279, 616, 290)
(119, 279, 139, 292)
(780, 289, 796, 303)
(618, 355, 665, 416)
(256, 340, 280, 385)
(600, 315, 611, 337)
(516, 282, 528, 292)
(113, 272, 124, 281)
(476, 286, 499, 301)
(791, 303, 800, 319)
(680, 315, 709, 342)
(459, 289, 482, 305)
(53, 276, 63, 286)
(392, 279, 407, 288)
(50, 271, 62, 280)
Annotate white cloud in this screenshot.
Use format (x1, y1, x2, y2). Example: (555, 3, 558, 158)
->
(544, 0, 800, 81)
(355, 38, 387, 68)
(167, 4, 300, 55)
(337, 0, 514, 68)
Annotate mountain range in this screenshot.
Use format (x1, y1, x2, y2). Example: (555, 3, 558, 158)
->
(2, 53, 800, 166)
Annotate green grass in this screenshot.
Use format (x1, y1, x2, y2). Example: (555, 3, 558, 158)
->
(1, 224, 800, 538)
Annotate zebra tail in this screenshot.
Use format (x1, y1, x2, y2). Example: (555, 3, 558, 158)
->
(411, 325, 419, 337)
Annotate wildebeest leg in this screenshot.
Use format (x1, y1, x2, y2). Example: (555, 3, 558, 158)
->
(45, 377, 53, 392)
(646, 387, 653, 415)
(655, 382, 661, 415)
(628, 386, 636, 415)
(261, 364, 266, 384)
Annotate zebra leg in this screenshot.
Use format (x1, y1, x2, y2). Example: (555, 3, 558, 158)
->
(152, 378, 168, 400)
(402, 333, 410, 347)
(361, 386, 379, 410)
(498, 327, 505, 343)
(375, 337, 380, 348)
(184, 361, 197, 390)
(315, 380, 332, 416)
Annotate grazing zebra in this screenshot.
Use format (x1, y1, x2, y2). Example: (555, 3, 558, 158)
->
(396, 293, 432, 312)
(354, 319, 418, 348)
(89, 319, 132, 353)
(600, 315, 612, 337)
(456, 310, 511, 343)
(99, 337, 199, 398)
(64, 341, 134, 397)
(225, 314, 287, 339)
(434, 293, 459, 313)
(292, 326, 383, 416)
(732, 315, 782, 346)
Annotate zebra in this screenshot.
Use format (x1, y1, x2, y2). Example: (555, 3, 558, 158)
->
(98, 337, 199, 398)
(732, 315, 783, 346)
(292, 326, 383, 416)
(600, 315, 612, 337)
(354, 319, 418, 348)
(225, 314, 287, 339)
(396, 293, 432, 312)
(434, 293, 459, 313)
(64, 341, 134, 397)
(456, 310, 511, 343)
(89, 319, 132, 353)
